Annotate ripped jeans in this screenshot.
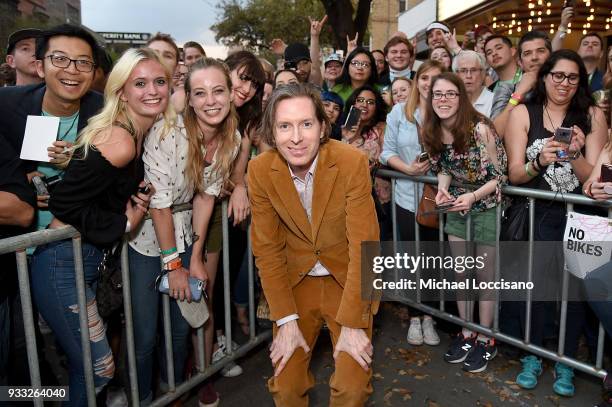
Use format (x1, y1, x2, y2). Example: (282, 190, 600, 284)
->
(31, 240, 113, 407)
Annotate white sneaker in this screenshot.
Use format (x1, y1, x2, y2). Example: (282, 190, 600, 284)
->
(407, 318, 423, 345)
(106, 387, 128, 407)
(422, 317, 440, 346)
(213, 336, 243, 377)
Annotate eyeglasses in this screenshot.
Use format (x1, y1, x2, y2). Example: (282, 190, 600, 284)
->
(356, 97, 376, 105)
(432, 91, 460, 100)
(549, 71, 579, 85)
(46, 54, 95, 73)
(456, 68, 483, 76)
(350, 60, 371, 69)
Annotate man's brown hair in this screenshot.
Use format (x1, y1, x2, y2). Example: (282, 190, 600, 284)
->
(259, 83, 331, 148)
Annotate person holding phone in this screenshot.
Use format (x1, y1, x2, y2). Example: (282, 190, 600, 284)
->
(341, 85, 391, 239)
(422, 72, 507, 374)
(380, 60, 446, 347)
(127, 57, 241, 406)
(29, 47, 171, 406)
(505, 49, 607, 395)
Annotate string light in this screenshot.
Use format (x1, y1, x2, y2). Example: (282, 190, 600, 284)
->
(528, 24, 532, 31)
(546, 9, 551, 15)
(517, 27, 522, 32)
(538, 17, 542, 23)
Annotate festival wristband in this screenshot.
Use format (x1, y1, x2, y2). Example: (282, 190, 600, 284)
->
(163, 258, 182, 271)
(161, 247, 177, 256)
(508, 98, 520, 106)
(525, 162, 535, 177)
(162, 251, 179, 264)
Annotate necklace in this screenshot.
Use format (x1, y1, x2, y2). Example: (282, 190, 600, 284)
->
(57, 113, 79, 141)
(544, 105, 565, 133)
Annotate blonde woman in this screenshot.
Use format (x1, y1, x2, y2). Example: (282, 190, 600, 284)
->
(30, 47, 172, 406)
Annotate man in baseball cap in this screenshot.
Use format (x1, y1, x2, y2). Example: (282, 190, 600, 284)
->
(284, 42, 313, 83)
(425, 21, 450, 50)
(5, 28, 43, 86)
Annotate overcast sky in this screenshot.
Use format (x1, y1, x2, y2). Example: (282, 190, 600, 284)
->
(81, 0, 228, 59)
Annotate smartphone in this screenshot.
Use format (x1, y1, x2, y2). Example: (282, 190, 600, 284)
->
(435, 200, 456, 212)
(563, 0, 573, 8)
(343, 105, 361, 129)
(32, 176, 49, 196)
(554, 126, 572, 160)
(284, 60, 297, 71)
(138, 184, 151, 194)
(418, 152, 429, 163)
(601, 164, 612, 182)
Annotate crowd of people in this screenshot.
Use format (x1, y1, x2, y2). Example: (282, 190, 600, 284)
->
(0, 3, 611, 406)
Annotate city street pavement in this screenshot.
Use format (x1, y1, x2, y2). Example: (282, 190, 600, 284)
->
(39, 302, 604, 406)
(198, 303, 603, 407)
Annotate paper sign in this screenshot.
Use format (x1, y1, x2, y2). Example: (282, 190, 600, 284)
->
(19, 115, 60, 162)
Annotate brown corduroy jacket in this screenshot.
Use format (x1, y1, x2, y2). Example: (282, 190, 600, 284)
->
(248, 140, 380, 329)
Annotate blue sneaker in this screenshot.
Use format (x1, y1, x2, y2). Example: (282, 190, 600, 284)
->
(516, 356, 542, 389)
(553, 362, 575, 397)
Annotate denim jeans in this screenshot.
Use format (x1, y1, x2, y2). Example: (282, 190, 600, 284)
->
(128, 245, 192, 403)
(30, 240, 113, 407)
(586, 261, 612, 338)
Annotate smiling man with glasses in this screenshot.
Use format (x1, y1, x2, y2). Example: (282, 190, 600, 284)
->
(0, 23, 103, 390)
(0, 23, 103, 229)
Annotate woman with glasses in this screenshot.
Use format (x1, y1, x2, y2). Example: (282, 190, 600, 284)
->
(341, 85, 391, 239)
(332, 47, 379, 103)
(505, 49, 607, 396)
(380, 60, 446, 347)
(30, 48, 171, 406)
(422, 72, 507, 374)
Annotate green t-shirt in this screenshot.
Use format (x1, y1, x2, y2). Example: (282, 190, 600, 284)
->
(36, 110, 80, 231)
(332, 83, 383, 104)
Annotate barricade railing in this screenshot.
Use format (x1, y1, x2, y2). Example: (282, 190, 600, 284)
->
(2, 171, 610, 405)
(0, 200, 271, 407)
(379, 168, 610, 380)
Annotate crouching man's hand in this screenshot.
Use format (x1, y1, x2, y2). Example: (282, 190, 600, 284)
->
(270, 320, 310, 376)
(333, 326, 373, 371)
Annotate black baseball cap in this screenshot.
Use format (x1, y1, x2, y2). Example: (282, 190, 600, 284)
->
(284, 43, 311, 64)
(6, 28, 42, 55)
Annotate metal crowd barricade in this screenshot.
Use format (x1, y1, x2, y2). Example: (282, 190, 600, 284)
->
(378, 168, 610, 380)
(0, 200, 271, 407)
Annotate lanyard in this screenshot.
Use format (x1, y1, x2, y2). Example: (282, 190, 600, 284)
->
(512, 67, 522, 85)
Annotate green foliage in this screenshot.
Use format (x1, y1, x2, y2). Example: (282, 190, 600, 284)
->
(212, 0, 333, 55)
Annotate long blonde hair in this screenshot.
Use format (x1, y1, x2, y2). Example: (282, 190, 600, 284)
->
(58, 47, 175, 167)
(183, 58, 240, 193)
(404, 59, 445, 123)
